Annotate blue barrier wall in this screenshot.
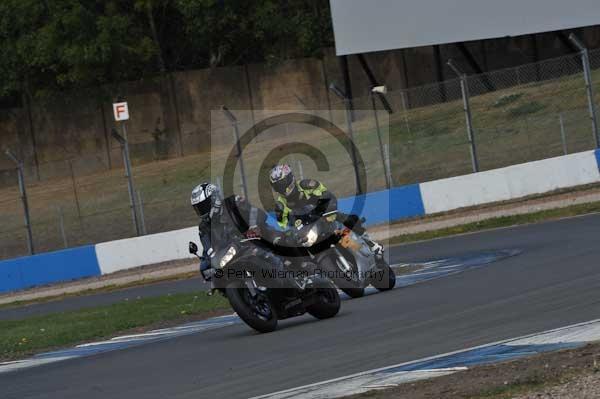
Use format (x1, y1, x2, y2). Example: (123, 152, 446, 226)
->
(0, 246, 101, 294)
(1, 150, 597, 295)
(338, 184, 425, 226)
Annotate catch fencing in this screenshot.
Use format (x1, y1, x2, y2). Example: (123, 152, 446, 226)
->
(2, 44, 600, 260)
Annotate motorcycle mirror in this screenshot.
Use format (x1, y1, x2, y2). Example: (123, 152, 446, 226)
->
(188, 241, 198, 254)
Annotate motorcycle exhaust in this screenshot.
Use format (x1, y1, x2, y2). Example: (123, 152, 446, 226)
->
(333, 248, 353, 272)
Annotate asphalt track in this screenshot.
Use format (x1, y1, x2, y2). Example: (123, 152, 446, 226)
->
(3, 213, 600, 399)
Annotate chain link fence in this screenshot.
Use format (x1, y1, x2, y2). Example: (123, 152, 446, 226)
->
(2, 48, 600, 260)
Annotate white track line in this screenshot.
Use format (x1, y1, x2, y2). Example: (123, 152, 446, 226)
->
(251, 318, 600, 399)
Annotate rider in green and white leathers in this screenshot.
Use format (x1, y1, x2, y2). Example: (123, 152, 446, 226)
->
(274, 178, 337, 229)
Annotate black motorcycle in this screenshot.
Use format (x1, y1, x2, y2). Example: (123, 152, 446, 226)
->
(189, 237, 341, 333)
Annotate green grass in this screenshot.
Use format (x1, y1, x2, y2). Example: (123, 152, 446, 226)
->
(389, 201, 600, 245)
(0, 291, 230, 361)
(0, 270, 199, 310)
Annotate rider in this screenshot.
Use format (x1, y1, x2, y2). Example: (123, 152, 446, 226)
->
(269, 164, 338, 229)
(269, 164, 382, 255)
(190, 182, 298, 287)
(269, 164, 364, 233)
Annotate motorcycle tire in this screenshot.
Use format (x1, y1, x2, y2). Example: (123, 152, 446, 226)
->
(226, 281, 278, 333)
(341, 287, 365, 298)
(307, 283, 341, 319)
(374, 263, 396, 292)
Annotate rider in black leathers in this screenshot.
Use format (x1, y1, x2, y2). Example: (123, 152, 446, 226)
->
(190, 183, 295, 288)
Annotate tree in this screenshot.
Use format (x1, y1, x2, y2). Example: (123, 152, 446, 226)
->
(0, 0, 334, 99)
(0, 0, 160, 98)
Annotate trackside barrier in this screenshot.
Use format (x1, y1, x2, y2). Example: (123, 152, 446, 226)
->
(420, 150, 600, 214)
(0, 246, 100, 293)
(95, 227, 198, 275)
(1, 149, 600, 294)
(337, 184, 425, 226)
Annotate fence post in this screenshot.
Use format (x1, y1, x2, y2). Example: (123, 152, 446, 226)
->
(297, 160, 304, 181)
(400, 90, 412, 135)
(222, 106, 249, 199)
(569, 34, 600, 148)
(5, 149, 34, 255)
(111, 127, 141, 236)
(383, 143, 393, 188)
(68, 160, 82, 220)
(329, 83, 364, 194)
(137, 190, 147, 235)
(559, 113, 568, 155)
(371, 86, 392, 189)
(57, 206, 68, 248)
(447, 59, 480, 173)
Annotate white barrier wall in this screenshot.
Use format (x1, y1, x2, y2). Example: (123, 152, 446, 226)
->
(95, 227, 200, 274)
(420, 151, 600, 214)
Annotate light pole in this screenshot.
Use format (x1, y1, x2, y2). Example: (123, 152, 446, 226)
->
(222, 106, 249, 199)
(371, 85, 392, 189)
(329, 83, 363, 194)
(5, 149, 34, 254)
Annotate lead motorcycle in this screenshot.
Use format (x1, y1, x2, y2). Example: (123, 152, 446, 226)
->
(189, 235, 341, 334)
(291, 203, 396, 298)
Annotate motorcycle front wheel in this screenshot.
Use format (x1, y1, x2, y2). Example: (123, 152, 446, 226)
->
(307, 281, 341, 319)
(226, 280, 278, 333)
(341, 287, 365, 298)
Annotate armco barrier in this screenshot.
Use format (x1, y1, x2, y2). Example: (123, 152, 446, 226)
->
(2, 149, 600, 294)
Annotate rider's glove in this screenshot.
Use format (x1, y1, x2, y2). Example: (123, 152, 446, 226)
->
(199, 257, 212, 280)
(245, 226, 261, 239)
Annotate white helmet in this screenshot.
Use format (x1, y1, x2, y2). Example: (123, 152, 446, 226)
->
(191, 183, 221, 218)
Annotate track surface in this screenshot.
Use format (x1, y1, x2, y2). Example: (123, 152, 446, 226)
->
(3, 214, 600, 399)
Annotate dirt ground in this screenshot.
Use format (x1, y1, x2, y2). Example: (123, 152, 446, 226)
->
(347, 342, 600, 399)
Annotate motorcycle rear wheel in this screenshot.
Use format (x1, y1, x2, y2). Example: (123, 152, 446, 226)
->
(226, 281, 278, 333)
(374, 262, 396, 292)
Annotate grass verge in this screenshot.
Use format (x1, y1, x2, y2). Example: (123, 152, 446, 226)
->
(0, 270, 199, 310)
(389, 200, 600, 245)
(0, 291, 230, 361)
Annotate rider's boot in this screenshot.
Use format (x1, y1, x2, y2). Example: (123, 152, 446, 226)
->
(362, 233, 385, 260)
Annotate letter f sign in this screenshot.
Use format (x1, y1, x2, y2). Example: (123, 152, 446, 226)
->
(113, 102, 130, 121)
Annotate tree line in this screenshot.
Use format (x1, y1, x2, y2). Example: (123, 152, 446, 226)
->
(0, 0, 334, 101)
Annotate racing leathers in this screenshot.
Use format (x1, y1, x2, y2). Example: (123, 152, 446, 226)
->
(274, 179, 365, 234)
(274, 179, 337, 229)
(198, 195, 294, 288)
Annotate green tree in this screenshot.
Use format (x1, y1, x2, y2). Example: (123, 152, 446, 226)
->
(0, 0, 160, 98)
(0, 0, 334, 99)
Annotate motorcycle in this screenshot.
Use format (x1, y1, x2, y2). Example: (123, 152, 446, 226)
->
(188, 237, 341, 334)
(290, 203, 396, 298)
